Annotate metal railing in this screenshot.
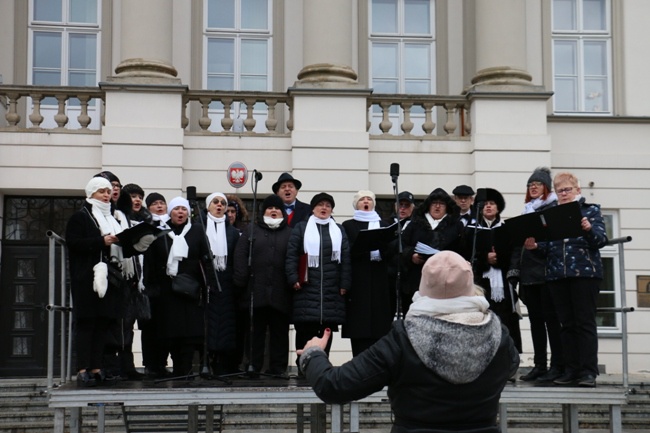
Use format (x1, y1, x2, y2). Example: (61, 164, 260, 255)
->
(46, 230, 73, 391)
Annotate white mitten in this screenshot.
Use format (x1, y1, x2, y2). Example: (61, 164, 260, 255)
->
(134, 234, 156, 252)
(93, 262, 108, 298)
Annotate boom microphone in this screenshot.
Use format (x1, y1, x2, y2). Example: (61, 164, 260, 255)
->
(390, 163, 400, 183)
(253, 170, 263, 181)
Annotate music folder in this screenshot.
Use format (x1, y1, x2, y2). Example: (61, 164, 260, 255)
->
(505, 201, 583, 245)
(116, 222, 170, 246)
(353, 222, 399, 252)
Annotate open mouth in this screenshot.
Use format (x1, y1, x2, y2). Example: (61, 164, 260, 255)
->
(363, 204, 369, 210)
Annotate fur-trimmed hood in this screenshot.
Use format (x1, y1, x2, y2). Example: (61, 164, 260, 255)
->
(405, 311, 502, 384)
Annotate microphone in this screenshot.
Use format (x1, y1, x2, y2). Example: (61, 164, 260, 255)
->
(253, 170, 263, 181)
(390, 163, 400, 183)
(186, 186, 197, 203)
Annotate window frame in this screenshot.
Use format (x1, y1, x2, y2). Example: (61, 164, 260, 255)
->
(550, 0, 613, 115)
(367, 0, 437, 135)
(597, 210, 622, 334)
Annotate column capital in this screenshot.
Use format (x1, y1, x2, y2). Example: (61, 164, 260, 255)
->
(111, 58, 181, 85)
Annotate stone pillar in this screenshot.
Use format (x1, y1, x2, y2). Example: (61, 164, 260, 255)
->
(113, 0, 179, 82)
(297, 0, 357, 84)
(471, 0, 532, 87)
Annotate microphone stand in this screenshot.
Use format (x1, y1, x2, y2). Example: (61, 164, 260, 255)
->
(470, 198, 485, 275)
(244, 172, 288, 380)
(391, 176, 403, 320)
(156, 192, 231, 385)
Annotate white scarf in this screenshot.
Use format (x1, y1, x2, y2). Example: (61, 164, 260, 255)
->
(304, 215, 342, 267)
(353, 210, 382, 261)
(86, 198, 134, 278)
(407, 291, 490, 319)
(523, 192, 558, 215)
(206, 213, 228, 271)
(151, 212, 171, 228)
(263, 216, 284, 229)
(166, 222, 192, 276)
(481, 218, 504, 302)
(425, 212, 446, 230)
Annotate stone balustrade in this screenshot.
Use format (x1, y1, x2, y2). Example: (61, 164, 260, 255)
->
(1, 85, 471, 138)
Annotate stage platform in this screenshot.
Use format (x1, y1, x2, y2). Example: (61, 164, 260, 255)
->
(48, 374, 630, 433)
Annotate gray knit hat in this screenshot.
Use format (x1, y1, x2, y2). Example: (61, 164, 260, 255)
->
(527, 167, 552, 191)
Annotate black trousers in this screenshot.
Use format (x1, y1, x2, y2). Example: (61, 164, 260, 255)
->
(74, 316, 111, 371)
(248, 307, 289, 373)
(548, 277, 600, 377)
(520, 283, 563, 368)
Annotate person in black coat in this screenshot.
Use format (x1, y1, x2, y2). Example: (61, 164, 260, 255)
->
(203, 192, 241, 375)
(298, 251, 519, 433)
(285, 192, 352, 370)
(400, 188, 463, 314)
(461, 188, 522, 354)
(233, 194, 292, 375)
(143, 197, 216, 377)
(66, 177, 138, 386)
(273, 172, 311, 227)
(508, 167, 563, 382)
(342, 190, 393, 356)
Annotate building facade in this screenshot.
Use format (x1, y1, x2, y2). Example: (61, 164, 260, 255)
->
(0, 0, 648, 377)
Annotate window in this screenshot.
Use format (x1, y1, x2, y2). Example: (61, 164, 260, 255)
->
(551, 0, 612, 114)
(204, 0, 272, 132)
(597, 212, 623, 332)
(369, 0, 436, 135)
(28, 0, 102, 129)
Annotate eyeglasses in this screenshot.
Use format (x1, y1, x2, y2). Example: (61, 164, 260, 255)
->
(212, 200, 228, 206)
(527, 181, 543, 188)
(430, 201, 446, 206)
(111, 182, 121, 189)
(398, 203, 412, 208)
(556, 187, 574, 194)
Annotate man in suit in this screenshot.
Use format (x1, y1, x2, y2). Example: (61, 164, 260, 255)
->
(273, 172, 311, 227)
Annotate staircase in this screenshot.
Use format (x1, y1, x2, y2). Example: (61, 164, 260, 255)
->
(1, 378, 649, 432)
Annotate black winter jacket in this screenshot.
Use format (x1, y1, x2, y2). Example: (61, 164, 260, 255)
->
(285, 220, 352, 325)
(66, 202, 136, 320)
(233, 220, 292, 314)
(301, 314, 519, 433)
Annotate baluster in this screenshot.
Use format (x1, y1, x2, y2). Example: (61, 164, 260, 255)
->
(463, 104, 472, 135)
(243, 98, 256, 132)
(101, 97, 106, 126)
(54, 94, 69, 128)
(5, 93, 21, 126)
(400, 102, 414, 135)
(366, 100, 373, 132)
(265, 98, 278, 133)
(443, 103, 457, 135)
(29, 94, 44, 128)
(422, 102, 435, 135)
(181, 97, 189, 129)
(379, 101, 392, 135)
(198, 97, 212, 130)
(77, 95, 91, 129)
(221, 98, 233, 131)
(286, 100, 294, 131)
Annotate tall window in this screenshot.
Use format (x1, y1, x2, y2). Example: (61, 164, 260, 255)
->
(28, 0, 101, 129)
(552, 0, 612, 114)
(204, 0, 272, 132)
(369, 0, 436, 135)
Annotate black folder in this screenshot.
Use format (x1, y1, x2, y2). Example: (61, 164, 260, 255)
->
(353, 222, 399, 252)
(505, 201, 583, 245)
(116, 222, 170, 246)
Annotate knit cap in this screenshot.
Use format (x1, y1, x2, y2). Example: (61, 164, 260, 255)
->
(85, 177, 112, 198)
(528, 167, 552, 191)
(418, 251, 474, 299)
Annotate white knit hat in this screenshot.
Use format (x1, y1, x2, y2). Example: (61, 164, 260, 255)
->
(167, 196, 191, 215)
(85, 177, 112, 198)
(205, 192, 227, 208)
(418, 251, 474, 299)
(352, 190, 375, 209)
